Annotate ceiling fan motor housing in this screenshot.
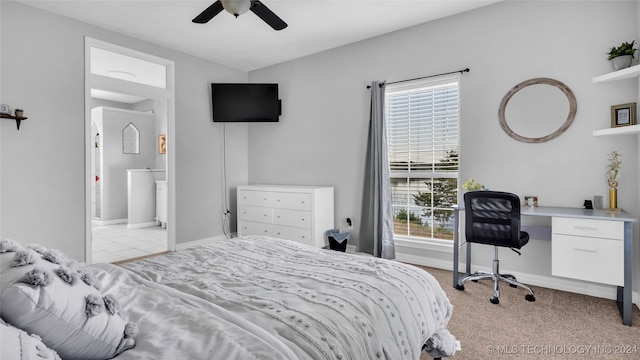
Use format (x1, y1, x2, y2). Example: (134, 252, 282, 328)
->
(221, 0, 252, 17)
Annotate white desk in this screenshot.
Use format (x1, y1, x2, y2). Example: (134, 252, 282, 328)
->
(452, 205, 637, 326)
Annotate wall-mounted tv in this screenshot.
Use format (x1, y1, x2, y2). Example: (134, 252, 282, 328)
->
(211, 83, 281, 122)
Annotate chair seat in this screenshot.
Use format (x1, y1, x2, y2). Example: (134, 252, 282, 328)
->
(472, 231, 529, 249)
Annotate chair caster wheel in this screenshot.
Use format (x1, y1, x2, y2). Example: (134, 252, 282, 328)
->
(509, 283, 518, 288)
(490, 296, 499, 304)
(455, 284, 465, 291)
(471, 279, 478, 283)
(525, 294, 536, 302)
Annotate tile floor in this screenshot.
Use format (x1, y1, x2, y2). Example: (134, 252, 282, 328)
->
(91, 224, 168, 264)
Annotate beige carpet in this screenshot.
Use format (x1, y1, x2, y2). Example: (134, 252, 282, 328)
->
(418, 266, 640, 360)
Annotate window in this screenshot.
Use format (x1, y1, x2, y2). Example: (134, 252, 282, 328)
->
(385, 75, 459, 241)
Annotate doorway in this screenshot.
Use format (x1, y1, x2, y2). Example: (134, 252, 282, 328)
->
(84, 38, 176, 264)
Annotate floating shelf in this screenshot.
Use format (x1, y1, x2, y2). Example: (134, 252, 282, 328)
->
(593, 124, 640, 137)
(0, 113, 28, 130)
(593, 64, 640, 83)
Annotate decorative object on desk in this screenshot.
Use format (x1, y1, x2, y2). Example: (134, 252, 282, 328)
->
(524, 195, 538, 207)
(462, 178, 485, 191)
(605, 150, 622, 211)
(610, 102, 636, 128)
(14, 109, 24, 118)
(0, 104, 9, 115)
(583, 200, 593, 209)
(606, 40, 637, 70)
(593, 195, 603, 209)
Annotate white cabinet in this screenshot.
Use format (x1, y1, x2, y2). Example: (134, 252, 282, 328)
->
(237, 185, 334, 247)
(551, 217, 624, 286)
(155, 180, 167, 228)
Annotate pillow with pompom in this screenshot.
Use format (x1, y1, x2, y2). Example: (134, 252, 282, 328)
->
(0, 241, 137, 360)
(1, 322, 62, 360)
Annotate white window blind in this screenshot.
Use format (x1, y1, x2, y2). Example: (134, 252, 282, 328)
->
(385, 75, 459, 241)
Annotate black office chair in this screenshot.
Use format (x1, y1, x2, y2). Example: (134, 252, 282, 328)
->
(456, 191, 536, 304)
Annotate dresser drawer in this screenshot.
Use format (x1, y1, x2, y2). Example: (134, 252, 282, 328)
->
(238, 205, 272, 223)
(272, 192, 312, 211)
(239, 221, 272, 236)
(273, 209, 312, 228)
(273, 225, 313, 246)
(238, 190, 273, 207)
(552, 234, 623, 286)
(552, 217, 623, 240)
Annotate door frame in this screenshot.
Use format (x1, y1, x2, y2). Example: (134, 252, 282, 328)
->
(84, 37, 176, 263)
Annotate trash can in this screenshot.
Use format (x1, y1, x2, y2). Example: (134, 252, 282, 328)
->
(326, 229, 349, 252)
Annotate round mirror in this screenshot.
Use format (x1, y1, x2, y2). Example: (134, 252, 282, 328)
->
(498, 78, 577, 143)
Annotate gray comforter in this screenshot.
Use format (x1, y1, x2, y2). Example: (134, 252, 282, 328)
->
(116, 236, 457, 359)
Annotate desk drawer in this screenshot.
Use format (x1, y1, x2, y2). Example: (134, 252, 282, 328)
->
(552, 217, 623, 240)
(552, 234, 623, 286)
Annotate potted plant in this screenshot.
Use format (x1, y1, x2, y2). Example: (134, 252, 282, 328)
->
(606, 40, 637, 70)
(14, 108, 24, 118)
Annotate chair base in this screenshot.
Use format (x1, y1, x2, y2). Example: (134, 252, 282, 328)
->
(456, 247, 535, 304)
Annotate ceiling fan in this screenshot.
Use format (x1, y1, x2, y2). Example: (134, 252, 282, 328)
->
(193, 0, 288, 31)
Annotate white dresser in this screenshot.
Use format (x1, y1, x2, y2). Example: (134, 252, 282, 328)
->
(237, 185, 334, 247)
(155, 180, 167, 229)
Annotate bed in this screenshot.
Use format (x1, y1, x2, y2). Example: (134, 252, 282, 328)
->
(0, 236, 457, 360)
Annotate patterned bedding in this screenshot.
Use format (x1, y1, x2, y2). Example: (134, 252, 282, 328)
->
(114, 235, 457, 359)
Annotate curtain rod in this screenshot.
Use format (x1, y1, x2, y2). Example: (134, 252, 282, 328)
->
(366, 67, 470, 89)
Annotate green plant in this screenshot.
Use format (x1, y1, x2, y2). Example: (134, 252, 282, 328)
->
(606, 40, 637, 60)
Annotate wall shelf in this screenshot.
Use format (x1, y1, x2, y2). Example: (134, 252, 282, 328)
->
(593, 64, 640, 83)
(593, 124, 640, 137)
(1, 113, 28, 130)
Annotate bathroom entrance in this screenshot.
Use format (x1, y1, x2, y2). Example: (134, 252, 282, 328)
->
(84, 38, 175, 264)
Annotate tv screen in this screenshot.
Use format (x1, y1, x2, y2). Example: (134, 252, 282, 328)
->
(211, 83, 281, 122)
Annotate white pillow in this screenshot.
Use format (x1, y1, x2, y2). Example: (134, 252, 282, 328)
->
(0, 242, 136, 360)
(1, 322, 62, 360)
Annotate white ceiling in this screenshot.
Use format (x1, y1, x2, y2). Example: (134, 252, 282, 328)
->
(20, 0, 501, 72)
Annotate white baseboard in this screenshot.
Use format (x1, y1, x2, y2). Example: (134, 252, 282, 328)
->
(127, 221, 158, 229)
(92, 218, 127, 227)
(395, 252, 640, 310)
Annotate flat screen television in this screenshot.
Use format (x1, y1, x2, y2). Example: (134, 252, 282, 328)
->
(211, 83, 281, 122)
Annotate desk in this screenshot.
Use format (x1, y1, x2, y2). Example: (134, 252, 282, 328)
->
(452, 205, 637, 326)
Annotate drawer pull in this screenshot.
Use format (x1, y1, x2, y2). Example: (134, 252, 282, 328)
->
(574, 248, 597, 253)
(574, 226, 598, 231)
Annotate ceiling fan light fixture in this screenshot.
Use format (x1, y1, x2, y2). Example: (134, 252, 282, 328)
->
(221, 0, 251, 17)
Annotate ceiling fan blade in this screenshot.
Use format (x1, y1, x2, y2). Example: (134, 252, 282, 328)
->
(192, 1, 224, 24)
(250, 0, 288, 30)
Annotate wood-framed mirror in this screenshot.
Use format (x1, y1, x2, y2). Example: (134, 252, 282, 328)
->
(498, 78, 577, 143)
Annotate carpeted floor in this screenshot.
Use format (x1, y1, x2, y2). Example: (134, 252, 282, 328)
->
(417, 266, 640, 360)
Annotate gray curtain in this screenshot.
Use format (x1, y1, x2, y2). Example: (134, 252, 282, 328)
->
(357, 81, 395, 259)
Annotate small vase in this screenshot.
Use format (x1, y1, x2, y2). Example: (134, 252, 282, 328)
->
(611, 55, 633, 71)
(609, 187, 617, 209)
(14, 111, 23, 118)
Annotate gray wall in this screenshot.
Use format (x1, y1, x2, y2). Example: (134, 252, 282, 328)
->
(0, 1, 248, 261)
(248, 1, 639, 293)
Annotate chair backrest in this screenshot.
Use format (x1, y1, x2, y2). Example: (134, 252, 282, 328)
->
(463, 191, 522, 247)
